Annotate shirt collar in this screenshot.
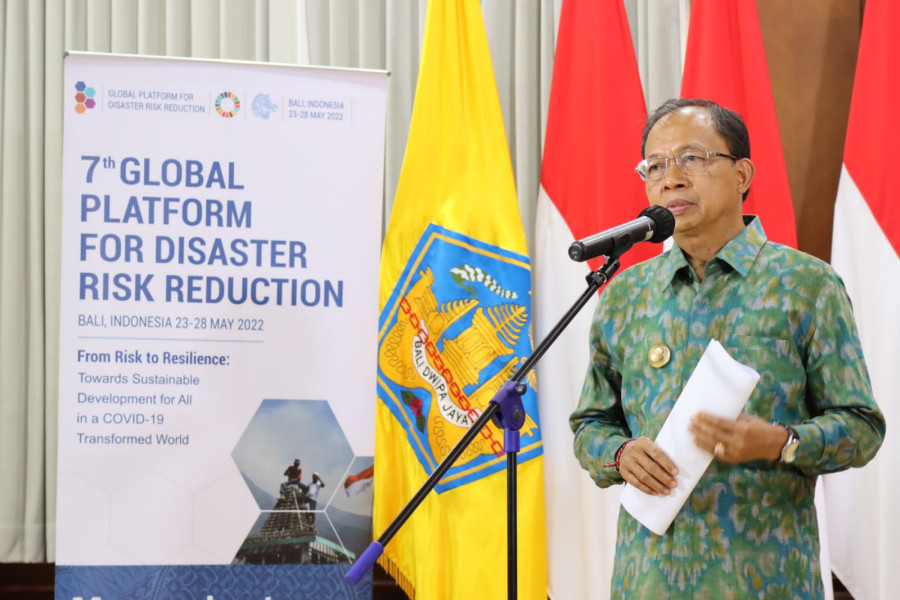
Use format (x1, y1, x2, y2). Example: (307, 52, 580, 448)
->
(657, 215, 767, 291)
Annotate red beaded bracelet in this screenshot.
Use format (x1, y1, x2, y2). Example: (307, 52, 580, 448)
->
(606, 438, 636, 470)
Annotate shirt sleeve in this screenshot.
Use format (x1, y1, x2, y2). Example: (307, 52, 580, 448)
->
(792, 270, 885, 475)
(569, 303, 631, 488)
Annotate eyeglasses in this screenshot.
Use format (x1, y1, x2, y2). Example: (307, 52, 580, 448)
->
(635, 148, 739, 182)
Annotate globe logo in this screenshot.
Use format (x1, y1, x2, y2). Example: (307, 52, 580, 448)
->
(252, 93, 279, 119)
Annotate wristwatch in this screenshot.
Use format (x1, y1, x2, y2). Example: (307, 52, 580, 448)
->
(780, 426, 799, 464)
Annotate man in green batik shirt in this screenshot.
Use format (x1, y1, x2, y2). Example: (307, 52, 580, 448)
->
(570, 98, 885, 599)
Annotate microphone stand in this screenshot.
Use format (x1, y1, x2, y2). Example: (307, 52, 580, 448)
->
(346, 251, 626, 599)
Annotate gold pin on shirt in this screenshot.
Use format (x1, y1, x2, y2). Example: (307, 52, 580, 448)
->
(649, 343, 671, 368)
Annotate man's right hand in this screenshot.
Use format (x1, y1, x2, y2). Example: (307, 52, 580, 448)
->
(618, 436, 679, 495)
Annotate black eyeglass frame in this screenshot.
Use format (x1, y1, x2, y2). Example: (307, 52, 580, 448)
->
(635, 148, 739, 182)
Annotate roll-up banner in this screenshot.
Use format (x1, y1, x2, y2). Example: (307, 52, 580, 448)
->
(56, 53, 387, 600)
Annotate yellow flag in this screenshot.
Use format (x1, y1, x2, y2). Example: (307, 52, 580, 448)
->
(374, 0, 547, 598)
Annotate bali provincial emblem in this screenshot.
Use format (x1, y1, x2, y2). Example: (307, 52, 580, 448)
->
(377, 224, 543, 493)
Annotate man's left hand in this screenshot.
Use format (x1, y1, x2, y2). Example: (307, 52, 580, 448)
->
(689, 412, 789, 463)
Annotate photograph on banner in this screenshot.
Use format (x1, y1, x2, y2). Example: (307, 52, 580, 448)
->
(56, 53, 387, 599)
(231, 399, 374, 564)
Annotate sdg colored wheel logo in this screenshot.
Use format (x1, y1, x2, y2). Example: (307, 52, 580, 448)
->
(215, 91, 241, 118)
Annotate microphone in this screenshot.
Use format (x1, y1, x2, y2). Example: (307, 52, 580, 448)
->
(568, 206, 675, 262)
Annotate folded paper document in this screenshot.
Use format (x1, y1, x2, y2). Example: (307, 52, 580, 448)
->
(620, 339, 760, 535)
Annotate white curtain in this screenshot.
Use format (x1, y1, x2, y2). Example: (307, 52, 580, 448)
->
(0, 0, 683, 570)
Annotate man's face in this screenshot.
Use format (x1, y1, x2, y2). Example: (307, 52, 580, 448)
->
(643, 107, 751, 241)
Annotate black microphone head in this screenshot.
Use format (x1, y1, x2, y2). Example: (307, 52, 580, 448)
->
(640, 205, 675, 243)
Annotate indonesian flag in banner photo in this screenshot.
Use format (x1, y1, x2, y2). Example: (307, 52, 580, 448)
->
(534, 1, 651, 598)
(827, 0, 899, 598)
(344, 465, 374, 497)
(680, 0, 797, 248)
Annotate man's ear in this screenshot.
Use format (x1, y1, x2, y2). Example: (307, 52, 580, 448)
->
(736, 157, 755, 195)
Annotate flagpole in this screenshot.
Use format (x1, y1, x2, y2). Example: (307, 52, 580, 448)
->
(347, 255, 625, 598)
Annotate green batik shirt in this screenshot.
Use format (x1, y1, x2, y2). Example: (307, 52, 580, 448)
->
(570, 216, 885, 600)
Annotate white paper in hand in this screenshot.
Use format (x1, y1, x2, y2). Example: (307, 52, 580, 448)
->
(620, 339, 760, 535)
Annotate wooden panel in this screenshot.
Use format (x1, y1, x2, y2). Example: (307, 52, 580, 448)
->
(757, 0, 864, 262)
(0, 563, 53, 600)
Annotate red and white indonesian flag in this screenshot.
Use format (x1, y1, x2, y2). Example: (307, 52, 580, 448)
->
(681, 1, 833, 595)
(344, 465, 374, 497)
(680, 0, 797, 248)
(827, 1, 899, 597)
(534, 1, 653, 597)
